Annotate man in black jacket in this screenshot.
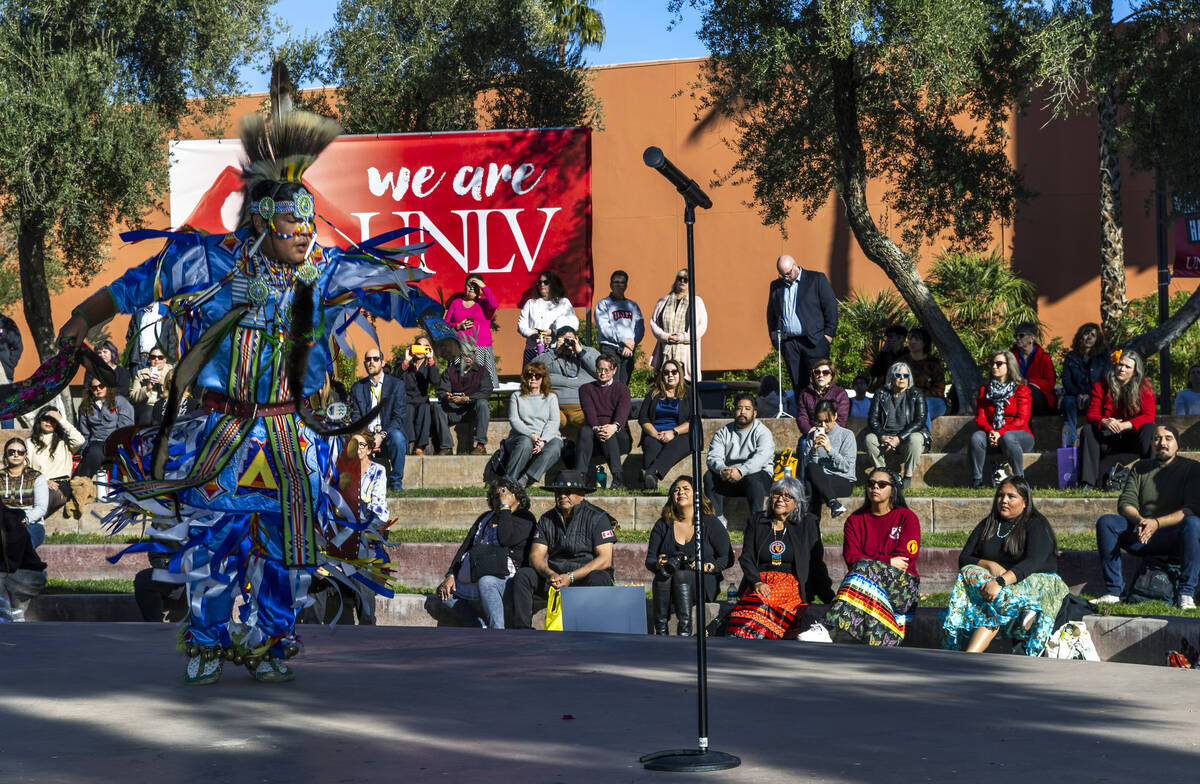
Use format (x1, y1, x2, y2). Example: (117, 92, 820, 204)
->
(350, 349, 408, 491)
(433, 351, 493, 455)
(510, 470, 617, 629)
(765, 255, 839, 409)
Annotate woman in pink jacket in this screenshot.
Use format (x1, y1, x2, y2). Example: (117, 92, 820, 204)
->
(444, 273, 500, 386)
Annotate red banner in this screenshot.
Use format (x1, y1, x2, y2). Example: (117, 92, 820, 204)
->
(173, 128, 593, 307)
(1173, 216, 1200, 278)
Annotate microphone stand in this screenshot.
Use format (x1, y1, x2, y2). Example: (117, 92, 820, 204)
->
(639, 148, 739, 773)
(774, 323, 794, 419)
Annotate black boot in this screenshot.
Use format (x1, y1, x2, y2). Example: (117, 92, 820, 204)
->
(672, 577, 696, 636)
(651, 580, 671, 635)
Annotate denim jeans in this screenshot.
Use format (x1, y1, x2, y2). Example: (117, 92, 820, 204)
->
(925, 397, 947, 430)
(27, 522, 45, 550)
(968, 429, 1034, 482)
(445, 574, 513, 629)
(1096, 513, 1200, 598)
(384, 427, 408, 490)
(1060, 394, 1082, 447)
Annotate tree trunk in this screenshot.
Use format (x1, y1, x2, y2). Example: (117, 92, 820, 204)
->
(17, 215, 58, 361)
(1094, 0, 1126, 335)
(828, 54, 982, 412)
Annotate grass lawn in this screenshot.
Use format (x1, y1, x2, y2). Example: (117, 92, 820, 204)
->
(390, 486, 1119, 499)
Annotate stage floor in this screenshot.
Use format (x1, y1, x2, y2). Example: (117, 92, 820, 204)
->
(1, 624, 1198, 783)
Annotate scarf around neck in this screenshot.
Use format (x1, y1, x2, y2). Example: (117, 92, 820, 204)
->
(986, 379, 1018, 429)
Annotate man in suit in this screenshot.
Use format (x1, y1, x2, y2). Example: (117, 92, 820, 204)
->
(350, 349, 408, 491)
(765, 255, 839, 409)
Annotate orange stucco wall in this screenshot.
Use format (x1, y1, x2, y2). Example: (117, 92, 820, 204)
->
(18, 57, 1181, 381)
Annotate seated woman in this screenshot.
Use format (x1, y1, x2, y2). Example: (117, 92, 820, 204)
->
(795, 358, 850, 439)
(500, 362, 563, 487)
(906, 327, 946, 425)
(74, 377, 134, 480)
(799, 468, 921, 646)
(437, 478, 537, 629)
(26, 407, 85, 518)
(1078, 350, 1156, 490)
(968, 350, 1034, 489)
(645, 475, 733, 635)
(725, 476, 830, 639)
(628, 359, 694, 491)
(1060, 323, 1110, 446)
(864, 361, 928, 489)
(0, 438, 49, 550)
(942, 477, 1068, 656)
(802, 399, 856, 518)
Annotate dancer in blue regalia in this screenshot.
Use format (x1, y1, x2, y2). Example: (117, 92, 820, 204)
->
(54, 108, 446, 684)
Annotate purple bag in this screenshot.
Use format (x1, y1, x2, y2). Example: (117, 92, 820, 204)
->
(1057, 446, 1078, 489)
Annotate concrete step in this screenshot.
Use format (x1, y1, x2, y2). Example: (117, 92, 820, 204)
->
(43, 492, 1117, 538)
(37, 542, 1130, 597)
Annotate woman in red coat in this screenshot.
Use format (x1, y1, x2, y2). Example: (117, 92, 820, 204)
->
(1078, 350, 1156, 489)
(969, 351, 1034, 488)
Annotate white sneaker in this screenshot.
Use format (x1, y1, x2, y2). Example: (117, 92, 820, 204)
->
(1179, 596, 1196, 611)
(1092, 594, 1121, 605)
(797, 623, 832, 643)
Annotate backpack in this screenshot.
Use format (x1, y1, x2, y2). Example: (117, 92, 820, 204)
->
(1126, 557, 1180, 604)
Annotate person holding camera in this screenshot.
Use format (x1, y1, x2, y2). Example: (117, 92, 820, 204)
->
(445, 274, 500, 387)
(128, 349, 174, 427)
(536, 325, 599, 428)
(645, 475, 733, 635)
(396, 336, 440, 455)
(803, 399, 856, 518)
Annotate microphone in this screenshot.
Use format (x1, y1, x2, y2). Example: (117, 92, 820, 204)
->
(643, 147, 713, 209)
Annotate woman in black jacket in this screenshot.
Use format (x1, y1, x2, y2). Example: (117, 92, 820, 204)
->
(437, 478, 537, 629)
(725, 475, 830, 639)
(628, 359, 695, 490)
(864, 361, 929, 489)
(645, 475, 733, 635)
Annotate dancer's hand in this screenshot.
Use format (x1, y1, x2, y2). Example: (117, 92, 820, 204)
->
(58, 314, 89, 349)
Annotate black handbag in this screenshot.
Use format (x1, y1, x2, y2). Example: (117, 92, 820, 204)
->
(468, 544, 511, 582)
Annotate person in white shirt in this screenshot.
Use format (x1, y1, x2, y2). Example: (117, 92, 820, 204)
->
(703, 394, 776, 528)
(517, 271, 578, 364)
(593, 269, 644, 386)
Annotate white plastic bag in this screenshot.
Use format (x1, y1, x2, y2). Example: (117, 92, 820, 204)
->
(1043, 621, 1100, 661)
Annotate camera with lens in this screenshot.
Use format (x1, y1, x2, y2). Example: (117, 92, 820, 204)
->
(657, 553, 695, 579)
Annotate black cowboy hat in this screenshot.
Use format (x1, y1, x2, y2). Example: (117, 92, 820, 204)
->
(542, 469, 594, 493)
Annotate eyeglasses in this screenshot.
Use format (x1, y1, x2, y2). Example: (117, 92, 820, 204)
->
(892, 372, 910, 379)
(596, 365, 615, 374)
(770, 491, 795, 501)
(6, 449, 25, 456)
(867, 479, 893, 489)
(813, 368, 832, 377)
(537, 278, 550, 285)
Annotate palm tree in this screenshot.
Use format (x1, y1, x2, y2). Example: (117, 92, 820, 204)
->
(545, 0, 605, 64)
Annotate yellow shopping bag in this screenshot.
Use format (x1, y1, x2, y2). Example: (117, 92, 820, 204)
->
(544, 585, 564, 631)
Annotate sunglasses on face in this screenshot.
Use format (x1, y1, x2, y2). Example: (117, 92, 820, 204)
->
(364, 356, 382, 364)
(662, 369, 680, 376)
(813, 368, 832, 377)
(867, 479, 892, 489)
(524, 373, 543, 380)
(538, 279, 550, 285)
(893, 372, 910, 379)
(992, 360, 1007, 367)
(6, 449, 25, 456)
(89, 385, 106, 391)
(676, 276, 689, 282)
(149, 354, 165, 361)
(1015, 332, 1031, 339)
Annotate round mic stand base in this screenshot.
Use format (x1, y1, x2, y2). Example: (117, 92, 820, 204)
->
(640, 748, 741, 772)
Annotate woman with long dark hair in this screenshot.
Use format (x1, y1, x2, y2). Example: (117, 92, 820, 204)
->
(798, 468, 921, 646)
(74, 377, 134, 479)
(725, 476, 829, 639)
(645, 476, 733, 635)
(1060, 322, 1110, 446)
(627, 359, 694, 490)
(1078, 350, 1156, 489)
(27, 406, 85, 516)
(942, 477, 1067, 656)
(437, 478, 537, 629)
(517, 271, 577, 364)
(967, 350, 1034, 488)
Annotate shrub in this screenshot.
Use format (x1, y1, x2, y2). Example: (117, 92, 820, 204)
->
(1110, 290, 1200, 395)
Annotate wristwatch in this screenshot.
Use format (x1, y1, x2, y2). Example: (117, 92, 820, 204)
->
(994, 575, 1007, 587)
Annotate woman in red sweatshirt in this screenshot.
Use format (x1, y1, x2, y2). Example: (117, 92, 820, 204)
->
(797, 468, 921, 646)
(1078, 350, 1156, 489)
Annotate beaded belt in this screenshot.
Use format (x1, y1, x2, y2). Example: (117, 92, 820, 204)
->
(202, 391, 297, 419)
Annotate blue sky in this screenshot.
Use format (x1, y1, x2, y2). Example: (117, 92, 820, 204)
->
(244, 0, 709, 92)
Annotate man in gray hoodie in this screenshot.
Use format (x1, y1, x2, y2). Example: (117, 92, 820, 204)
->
(704, 394, 776, 529)
(536, 326, 599, 428)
